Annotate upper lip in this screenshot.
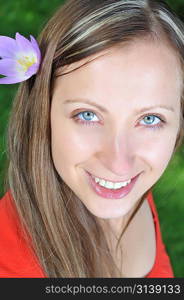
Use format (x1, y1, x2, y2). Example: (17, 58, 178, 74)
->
(86, 171, 139, 183)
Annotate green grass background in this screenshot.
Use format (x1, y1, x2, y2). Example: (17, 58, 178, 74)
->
(0, 0, 184, 277)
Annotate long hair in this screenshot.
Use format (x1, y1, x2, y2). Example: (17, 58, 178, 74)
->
(4, 0, 184, 277)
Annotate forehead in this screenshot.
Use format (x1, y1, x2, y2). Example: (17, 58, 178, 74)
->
(58, 38, 182, 79)
(54, 39, 183, 109)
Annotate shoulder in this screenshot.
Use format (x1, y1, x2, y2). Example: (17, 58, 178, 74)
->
(145, 190, 174, 278)
(0, 190, 18, 228)
(0, 191, 45, 278)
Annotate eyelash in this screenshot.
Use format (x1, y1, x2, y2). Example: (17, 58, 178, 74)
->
(71, 110, 166, 130)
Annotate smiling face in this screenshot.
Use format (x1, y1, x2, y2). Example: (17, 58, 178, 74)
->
(51, 39, 182, 220)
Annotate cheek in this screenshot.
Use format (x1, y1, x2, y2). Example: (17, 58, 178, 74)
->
(138, 130, 177, 172)
(51, 121, 98, 168)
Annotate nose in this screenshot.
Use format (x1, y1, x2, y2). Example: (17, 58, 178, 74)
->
(95, 130, 135, 178)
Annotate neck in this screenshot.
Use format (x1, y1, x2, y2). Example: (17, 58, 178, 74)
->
(98, 197, 144, 244)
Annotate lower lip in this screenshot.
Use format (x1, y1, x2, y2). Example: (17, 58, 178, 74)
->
(86, 172, 140, 199)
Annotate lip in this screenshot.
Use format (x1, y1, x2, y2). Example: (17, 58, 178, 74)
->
(86, 171, 140, 199)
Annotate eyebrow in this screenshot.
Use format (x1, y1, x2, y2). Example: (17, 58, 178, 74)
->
(63, 98, 175, 113)
(63, 98, 108, 113)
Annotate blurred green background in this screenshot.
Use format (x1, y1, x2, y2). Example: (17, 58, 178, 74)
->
(0, 0, 184, 277)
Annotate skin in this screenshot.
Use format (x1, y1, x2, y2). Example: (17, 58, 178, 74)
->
(50, 39, 182, 237)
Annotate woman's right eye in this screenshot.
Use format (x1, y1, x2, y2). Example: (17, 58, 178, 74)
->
(72, 111, 100, 127)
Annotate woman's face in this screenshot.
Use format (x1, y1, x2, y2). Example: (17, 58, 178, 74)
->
(51, 39, 182, 220)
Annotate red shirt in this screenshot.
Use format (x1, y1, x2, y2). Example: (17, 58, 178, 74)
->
(0, 190, 174, 278)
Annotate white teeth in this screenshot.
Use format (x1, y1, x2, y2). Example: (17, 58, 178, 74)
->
(98, 179, 106, 187)
(113, 182, 127, 189)
(104, 181, 114, 189)
(94, 176, 131, 190)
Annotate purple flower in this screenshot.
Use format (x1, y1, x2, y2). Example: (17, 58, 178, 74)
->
(0, 32, 41, 84)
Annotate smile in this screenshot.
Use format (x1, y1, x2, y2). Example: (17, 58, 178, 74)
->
(91, 175, 131, 190)
(86, 171, 140, 199)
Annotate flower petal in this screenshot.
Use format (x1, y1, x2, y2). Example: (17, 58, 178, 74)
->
(15, 32, 34, 55)
(0, 75, 28, 84)
(30, 35, 41, 62)
(0, 58, 21, 76)
(0, 33, 41, 84)
(25, 63, 39, 77)
(0, 36, 18, 58)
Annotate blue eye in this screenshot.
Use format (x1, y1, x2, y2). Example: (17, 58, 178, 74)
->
(79, 111, 98, 121)
(140, 115, 162, 127)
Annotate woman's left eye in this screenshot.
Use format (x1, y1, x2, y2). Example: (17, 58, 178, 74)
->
(139, 115, 164, 128)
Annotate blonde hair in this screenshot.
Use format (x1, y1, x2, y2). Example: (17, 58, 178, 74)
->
(4, 0, 184, 277)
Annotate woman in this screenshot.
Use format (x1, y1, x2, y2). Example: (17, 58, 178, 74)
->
(0, 0, 183, 277)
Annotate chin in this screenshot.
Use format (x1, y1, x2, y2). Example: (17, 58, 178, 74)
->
(87, 206, 130, 220)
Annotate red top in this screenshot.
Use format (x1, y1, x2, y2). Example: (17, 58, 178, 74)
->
(0, 190, 174, 278)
